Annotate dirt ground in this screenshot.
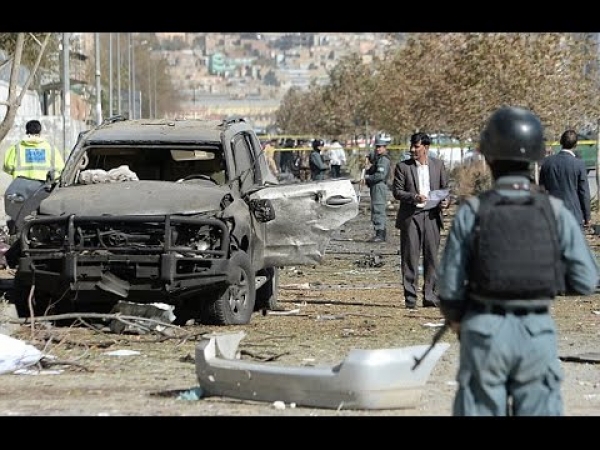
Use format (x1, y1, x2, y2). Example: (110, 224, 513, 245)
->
(0, 190, 599, 417)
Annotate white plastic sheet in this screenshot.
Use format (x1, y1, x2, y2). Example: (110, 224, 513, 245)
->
(0, 334, 43, 374)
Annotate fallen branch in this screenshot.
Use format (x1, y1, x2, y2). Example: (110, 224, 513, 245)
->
(40, 356, 92, 372)
(282, 298, 393, 308)
(29, 333, 117, 349)
(346, 312, 394, 319)
(8, 312, 185, 334)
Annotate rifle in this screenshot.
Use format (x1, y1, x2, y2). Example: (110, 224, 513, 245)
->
(357, 168, 366, 203)
(411, 321, 448, 370)
(356, 152, 372, 203)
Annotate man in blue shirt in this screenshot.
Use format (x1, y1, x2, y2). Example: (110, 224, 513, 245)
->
(437, 106, 598, 416)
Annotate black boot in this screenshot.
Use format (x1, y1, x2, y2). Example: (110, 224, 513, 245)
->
(369, 229, 386, 242)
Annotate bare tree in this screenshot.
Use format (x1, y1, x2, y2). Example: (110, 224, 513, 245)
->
(0, 33, 51, 142)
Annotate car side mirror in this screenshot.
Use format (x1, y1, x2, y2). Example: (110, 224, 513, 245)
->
(249, 199, 275, 223)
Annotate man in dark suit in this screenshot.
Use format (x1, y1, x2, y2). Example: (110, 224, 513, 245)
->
(539, 129, 591, 228)
(392, 132, 449, 309)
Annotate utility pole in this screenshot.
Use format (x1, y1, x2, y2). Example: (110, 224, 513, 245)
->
(132, 35, 136, 119)
(153, 63, 157, 118)
(117, 33, 121, 115)
(596, 119, 600, 211)
(109, 33, 113, 117)
(94, 33, 102, 125)
(128, 33, 133, 119)
(62, 33, 70, 157)
(147, 53, 152, 118)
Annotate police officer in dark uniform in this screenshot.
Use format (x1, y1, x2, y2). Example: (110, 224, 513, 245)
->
(309, 138, 328, 181)
(437, 106, 599, 416)
(364, 133, 392, 242)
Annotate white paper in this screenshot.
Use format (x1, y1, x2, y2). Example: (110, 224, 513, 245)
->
(422, 189, 450, 210)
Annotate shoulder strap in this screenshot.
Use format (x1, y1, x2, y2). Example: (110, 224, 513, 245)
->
(464, 195, 480, 214)
(464, 189, 499, 214)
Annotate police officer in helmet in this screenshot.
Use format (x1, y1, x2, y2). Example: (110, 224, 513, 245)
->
(437, 106, 599, 416)
(309, 138, 328, 181)
(364, 133, 392, 242)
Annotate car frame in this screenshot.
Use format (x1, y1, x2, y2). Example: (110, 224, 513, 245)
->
(5, 116, 358, 326)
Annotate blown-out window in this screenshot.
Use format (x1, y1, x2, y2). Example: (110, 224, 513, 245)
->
(232, 133, 259, 192)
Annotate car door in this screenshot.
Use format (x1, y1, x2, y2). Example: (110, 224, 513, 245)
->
(249, 178, 359, 267)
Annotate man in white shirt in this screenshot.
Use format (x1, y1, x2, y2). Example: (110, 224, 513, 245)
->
(392, 132, 450, 309)
(327, 140, 347, 178)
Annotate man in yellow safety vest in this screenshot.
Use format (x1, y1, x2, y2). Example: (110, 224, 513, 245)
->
(3, 119, 65, 181)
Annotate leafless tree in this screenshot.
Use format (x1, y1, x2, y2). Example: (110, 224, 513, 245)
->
(0, 33, 52, 143)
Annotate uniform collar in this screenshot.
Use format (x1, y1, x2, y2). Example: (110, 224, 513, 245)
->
(494, 175, 531, 191)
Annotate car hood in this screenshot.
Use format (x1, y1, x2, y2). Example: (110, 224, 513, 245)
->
(39, 180, 227, 216)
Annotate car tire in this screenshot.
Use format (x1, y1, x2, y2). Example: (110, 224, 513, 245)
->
(254, 266, 279, 311)
(201, 250, 256, 325)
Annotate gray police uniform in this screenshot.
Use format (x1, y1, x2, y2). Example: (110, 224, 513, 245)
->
(437, 175, 599, 416)
(309, 148, 328, 181)
(365, 153, 391, 233)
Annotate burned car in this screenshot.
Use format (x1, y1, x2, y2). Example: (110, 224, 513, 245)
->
(4, 116, 358, 325)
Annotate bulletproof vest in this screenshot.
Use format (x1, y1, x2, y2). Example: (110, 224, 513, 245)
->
(468, 190, 562, 299)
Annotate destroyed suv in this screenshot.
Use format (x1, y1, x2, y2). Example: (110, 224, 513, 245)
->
(5, 116, 358, 325)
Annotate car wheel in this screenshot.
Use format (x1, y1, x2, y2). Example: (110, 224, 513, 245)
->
(201, 250, 256, 325)
(254, 266, 279, 311)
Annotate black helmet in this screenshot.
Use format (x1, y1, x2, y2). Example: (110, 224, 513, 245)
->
(479, 106, 545, 162)
(312, 138, 325, 150)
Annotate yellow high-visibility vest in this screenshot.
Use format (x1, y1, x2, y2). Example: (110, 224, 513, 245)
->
(3, 139, 64, 181)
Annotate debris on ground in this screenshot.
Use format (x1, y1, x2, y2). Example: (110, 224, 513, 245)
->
(267, 308, 301, 316)
(176, 387, 204, 401)
(0, 333, 43, 374)
(421, 321, 445, 329)
(195, 331, 449, 410)
(354, 252, 385, 268)
(109, 301, 176, 334)
(559, 353, 600, 364)
(103, 349, 141, 357)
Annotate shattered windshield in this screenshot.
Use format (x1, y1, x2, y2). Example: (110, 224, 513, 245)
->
(74, 146, 228, 185)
